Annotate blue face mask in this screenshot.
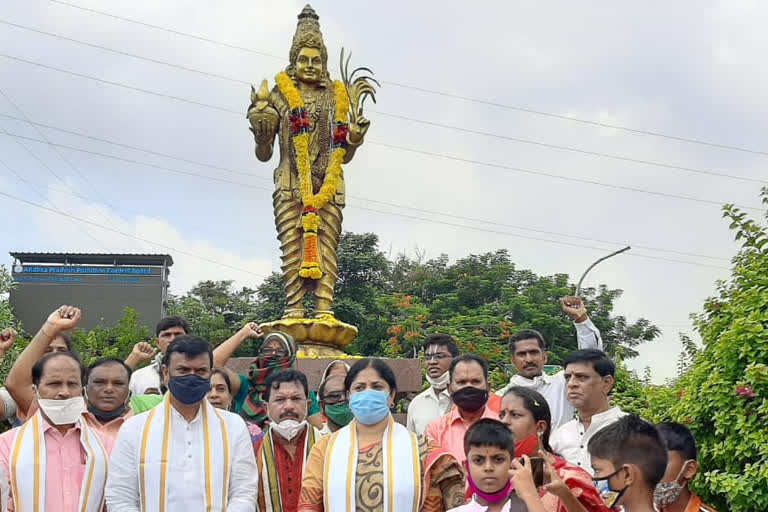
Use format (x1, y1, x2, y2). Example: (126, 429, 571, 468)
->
(349, 390, 391, 425)
(168, 374, 211, 405)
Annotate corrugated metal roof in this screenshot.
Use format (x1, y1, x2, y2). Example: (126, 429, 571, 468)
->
(9, 252, 174, 266)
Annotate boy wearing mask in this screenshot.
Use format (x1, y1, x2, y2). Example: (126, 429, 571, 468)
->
(654, 422, 717, 512)
(448, 418, 547, 512)
(588, 414, 668, 512)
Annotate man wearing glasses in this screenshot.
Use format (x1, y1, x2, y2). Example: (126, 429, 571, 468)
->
(406, 334, 459, 435)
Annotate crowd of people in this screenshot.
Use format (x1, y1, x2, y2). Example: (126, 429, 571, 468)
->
(0, 297, 718, 512)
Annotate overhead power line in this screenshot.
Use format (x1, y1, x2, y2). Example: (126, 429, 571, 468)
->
(0, 91, 106, 248)
(0, 54, 761, 212)
(0, 113, 732, 262)
(0, 156, 106, 249)
(45, 0, 768, 157)
(0, 130, 733, 270)
(4, 175, 269, 252)
(0, 183, 271, 279)
(1, 18, 763, 185)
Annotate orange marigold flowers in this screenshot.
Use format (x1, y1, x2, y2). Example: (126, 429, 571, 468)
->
(276, 71, 350, 280)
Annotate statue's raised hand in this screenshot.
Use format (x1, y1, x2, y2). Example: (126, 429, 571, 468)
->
(348, 115, 370, 146)
(248, 79, 279, 145)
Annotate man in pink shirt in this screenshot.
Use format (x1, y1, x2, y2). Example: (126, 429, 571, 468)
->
(0, 308, 110, 512)
(81, 358, 133, 442)
(426, 354, 501, 465)
(6, 306, 131, 449)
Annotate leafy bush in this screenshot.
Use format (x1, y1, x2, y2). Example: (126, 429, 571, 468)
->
(641, 189, 768, 511)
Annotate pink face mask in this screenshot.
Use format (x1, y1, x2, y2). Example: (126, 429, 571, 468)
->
(464, 460, 513, 504)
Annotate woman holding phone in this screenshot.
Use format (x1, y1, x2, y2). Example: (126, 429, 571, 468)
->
(499, 387, 611, 512)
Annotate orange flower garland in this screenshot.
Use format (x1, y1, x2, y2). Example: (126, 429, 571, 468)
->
(275, 72, 350, 279)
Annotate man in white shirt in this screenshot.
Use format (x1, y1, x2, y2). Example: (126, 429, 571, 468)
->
(106, 335, 258, 511)
(126, 316, 189, 395)
(550, 348, 626, 475)
(406, 334, 458, 435)
(495, 296, 603, 431)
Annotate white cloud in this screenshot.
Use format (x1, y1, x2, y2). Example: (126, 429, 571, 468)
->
(30, 186, 274, 294)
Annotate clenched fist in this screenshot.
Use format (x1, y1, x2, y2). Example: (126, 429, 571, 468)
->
(130, 341, 158, 363)
(0, 328, 17, 355)
(46, 305, 82, 333)
(238, 322, 264, 340)
(560, 296, 589, 323)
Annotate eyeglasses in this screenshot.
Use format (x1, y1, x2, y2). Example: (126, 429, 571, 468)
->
(320, 392, 347, 405)
(260, 347, 288, 358)
(425, 353, 451, 361)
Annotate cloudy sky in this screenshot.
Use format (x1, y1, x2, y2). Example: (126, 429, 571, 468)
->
(1, 0, 766, 382)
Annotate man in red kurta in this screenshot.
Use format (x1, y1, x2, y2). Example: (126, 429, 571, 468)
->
(253, 369, 322, 512)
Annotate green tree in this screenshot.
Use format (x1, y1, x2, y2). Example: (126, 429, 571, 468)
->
(0, 265, 26, 383)
(167, 280, 262, 354)
(71, 307, 151, 366)
(379, 249, 658, 363)
(641, 189, 768, 511)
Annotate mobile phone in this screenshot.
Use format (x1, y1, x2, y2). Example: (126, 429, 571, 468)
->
(518, 457, 547, 487)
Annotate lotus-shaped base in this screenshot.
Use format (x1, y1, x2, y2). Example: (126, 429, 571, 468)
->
(259, 317, 358, 357)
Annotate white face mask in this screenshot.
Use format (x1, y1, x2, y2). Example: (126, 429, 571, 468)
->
(426, 371, 450, 389)
(269, 419, 307, 441)
(37, 396, 85, 425)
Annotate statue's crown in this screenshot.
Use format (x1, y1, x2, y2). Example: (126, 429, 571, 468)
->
(289, 3, 327, 68)
(298, 4, 319, 22)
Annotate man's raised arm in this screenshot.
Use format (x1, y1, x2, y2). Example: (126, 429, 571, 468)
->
(5, 305, 82, 417)
(561, 296, 603, 350)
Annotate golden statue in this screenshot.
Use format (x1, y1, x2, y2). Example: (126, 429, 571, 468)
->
(248, 4, 377, 355)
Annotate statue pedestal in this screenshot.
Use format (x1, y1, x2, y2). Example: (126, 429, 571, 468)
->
(259, 317, 358, 357)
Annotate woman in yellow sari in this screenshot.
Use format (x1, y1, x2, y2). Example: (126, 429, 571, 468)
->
(299, 358, 466, 512)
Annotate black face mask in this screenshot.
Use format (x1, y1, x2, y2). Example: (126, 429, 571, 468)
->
(87, 402, 127, 422)
(593, 466, 629, 510)
(451, 386, 489, 412)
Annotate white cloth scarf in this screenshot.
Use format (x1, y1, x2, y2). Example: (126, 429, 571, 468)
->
(10, 410, 108, 512)
(324, 416, 421, 512)
(139, 395, 231, 512)
(507, 372, 552, 389)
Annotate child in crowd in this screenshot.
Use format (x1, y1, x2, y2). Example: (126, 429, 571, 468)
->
(588, 414, 668, 512)
(449, 418, 547, 512)
(654, 422, 717, 512)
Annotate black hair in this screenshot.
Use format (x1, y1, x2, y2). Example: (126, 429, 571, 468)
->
(155, 316, 190, 336)
(57, 333, 74, 351)
(211, 368, 233, 395)
(588, 414, 668, 488)
(162, 335, 213, 368)
(32, 352, 86, 387)
(507, 329, 546, 352)
(503, 386, 554, 453)
(656, 422, 698, 461)
(318, 374, 345, 401)
(344, 358, 398, 395)
(264, 369, 309, 401)
(86, 357, 132, 383)
(423, 334, 460, 357)
(449, 354, 488, 383)
(564, 348, 616, 377)
(464, 418, 516, 456)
